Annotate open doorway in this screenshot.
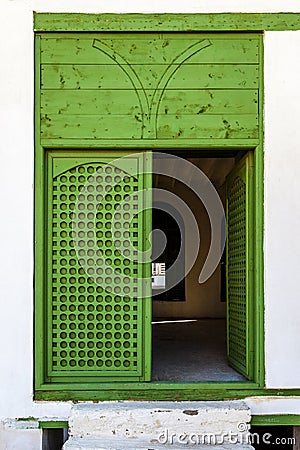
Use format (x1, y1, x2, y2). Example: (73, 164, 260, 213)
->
(151, 150, 252, 382)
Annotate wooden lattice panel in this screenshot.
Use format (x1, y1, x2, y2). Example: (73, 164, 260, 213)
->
(227, 176, 247, 371)
(46, 153, 149, 381)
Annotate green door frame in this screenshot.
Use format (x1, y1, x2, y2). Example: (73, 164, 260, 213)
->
(33, 12, 299, 401)
(35, 145, 264, 401)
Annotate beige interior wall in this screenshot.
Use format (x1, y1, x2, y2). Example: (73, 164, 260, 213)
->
(153, 157, 235, 319)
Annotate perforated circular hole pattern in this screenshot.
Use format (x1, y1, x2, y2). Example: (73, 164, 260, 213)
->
(51, 162, 140, 372)
(227, 176, 247, 366)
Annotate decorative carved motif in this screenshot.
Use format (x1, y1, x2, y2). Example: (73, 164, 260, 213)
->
(92, 39, 211, 138)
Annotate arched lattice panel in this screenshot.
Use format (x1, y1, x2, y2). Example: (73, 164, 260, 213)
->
(226, 153, 253, 380)
(43, 151, 151, 383)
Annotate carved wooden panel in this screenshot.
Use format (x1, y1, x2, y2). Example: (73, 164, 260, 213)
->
(38, 33, 260, 141)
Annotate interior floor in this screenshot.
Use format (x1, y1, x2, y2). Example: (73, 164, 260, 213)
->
(152, 318, 246, 382)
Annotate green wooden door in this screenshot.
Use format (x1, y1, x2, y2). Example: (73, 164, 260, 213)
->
(35, 30, 262, 394)
(226, 153, 254, 379)
(36, 150, 151, 387)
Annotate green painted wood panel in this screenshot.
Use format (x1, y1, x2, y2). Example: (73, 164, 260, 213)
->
(41, 64, 258, 90)
(157, 115, 258, 139)
(41, 89, 258, 115)
(41, 115, 143, 140)
(226, 152, 254, 379)
(41, 65, 133, 89)
(41, 90, 141, 115)
(41, 114, 258, 140)
(37, 33, 261, 142)
(38, 150, 152, 385)
(40, 34, 259, 64)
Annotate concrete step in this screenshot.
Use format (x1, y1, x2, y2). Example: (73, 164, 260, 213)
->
(63, 436, 254, 450)
(64, 401, 253, 449)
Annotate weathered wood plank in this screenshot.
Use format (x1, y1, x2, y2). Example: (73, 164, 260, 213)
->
(40, 114, 143, 139)
(41, 64, 259, 90)
(40, 113, 258, 140)
(168, 65, 259, 89)
(41, 90, 141, 115)
(41, 65, 132, 89)
(160, 89, 258, 115)
(157, 114, 258, 139)
(41, 138, 260, 149)
(34, 13, 300, 32)
(41, 89, 258, 115)
(40, 35, 259, 65)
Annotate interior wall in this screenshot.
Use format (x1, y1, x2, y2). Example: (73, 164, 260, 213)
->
(153, 157, 235, 319)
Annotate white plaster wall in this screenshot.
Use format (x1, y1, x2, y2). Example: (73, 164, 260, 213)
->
(0, 0, 300, 422)
(246, 397, 300, 415)
(264, 31, 300, 388)
(20, 0, 300, 13)
(0, 423, 42, 450)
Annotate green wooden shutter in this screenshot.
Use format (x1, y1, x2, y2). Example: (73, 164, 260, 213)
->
(39, 150, 151, 386)
(226, 153, 254, 379)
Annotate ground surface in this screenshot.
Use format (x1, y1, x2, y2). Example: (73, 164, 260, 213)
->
(152, 318, 246, 382)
